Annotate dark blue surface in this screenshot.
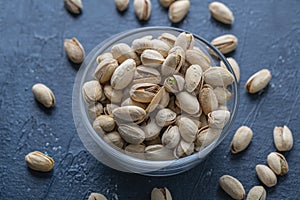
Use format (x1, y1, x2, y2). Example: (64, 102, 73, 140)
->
(0, 0, 300, 199)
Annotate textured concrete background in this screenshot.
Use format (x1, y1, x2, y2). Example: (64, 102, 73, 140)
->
(0, 0, 299, 199)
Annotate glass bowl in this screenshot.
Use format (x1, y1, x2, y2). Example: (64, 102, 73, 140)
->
(72, 26, 238, 176)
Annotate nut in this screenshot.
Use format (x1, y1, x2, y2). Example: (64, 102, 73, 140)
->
(103, 131, 125, 149)
(64, 37, 85, 64)
(203, 67, 235, 87)
(134, 0, 151, 21)
(168, 0, 190, 23)
(230, 126, 253, 154)
(88, 193, 107, 200)
(93, 115, 116, 133)
(145, 145, 175, 160)
(199, 87, 218, 115)
(175, 91, 200, 115)
(211, 34, 238, 54)
(246, 186, 266, 200)
(118, 124, 145, 144)
(219, 175, 245, 200)
(133, 66, 161, 84)
(162, 126, 180, 149)
(25, 151, 54, 172)
(130, 83, 161, 103)
(82, 80, 103, 104)
(255, 164, 277, 187)
(111, 43, 140, 65)
(213, 87, 231, 104)
(94, 58, 118, 84)
(220, 57, 240, 82)
(267, 152, 289, 175)
(96, 52, 113, 64)
(32, 83, 55, 108)
(273, 125, 293, 151)
(209, 1, 234, 24)
(208, 110, 230, 129)
(185, 49, 211, 72)
(158, 32, 177, 48)
(155, 108, 177, 127)
(151, 187, 172, 200)
(103, 84, 123, 103)
(141, 49, 165, 67)
(115, 0, 129, 12)
(185, 64, 203, 93)
(64, 0, 83, 14)
(159, 0, 175, 8)
(112, 105, 146, 123)
(245, 69, 272, 93)
(177, 117, 198, 143)
(164, 74, 185, 93)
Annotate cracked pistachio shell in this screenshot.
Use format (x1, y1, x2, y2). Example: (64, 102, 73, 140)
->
(94, 58, 118, 84)
(88, 193, 107, 200)
(96, 52, 113, 64)
(204, 67, 235, 87)
(103, 131, 125, 149)
(211, 34, 238, 54)
(111, 43, 140, 65)
(145, 144, 175, 160)
(118, 124, 145, 144)
(208, 110, 230, 129)
(82, 80, 103, 104)
(141, 49, 165, 67)
(164, 74, 185, 93)
(199, 87, 218, 115)
(174, 32, 194, 50)
(133, 66, 161, 84)
(93, 115, 116, 133)
(32, 83, 55, 108)
(273, 125, 293, 151)
(195, 127, 221, 150)
(213, 87, 231, 104)
(110, 59, 136, 90)
(115, 0, 129, 12)
(151, 187, 172, 200)
(64, 0, 82, 14)
(230, 126, 253, 154)
(157, 88, 170, 109)
(209, 2, 234, 24)
(130, 83, 161, 103)
(155, 108, 177, 127)
(245, 69, 272, 94)
(146, 86, 165, 113)
(25, 151, 54, 172)
(175, 91, 200, 115)
(175, 140, 194, 158)
(64, 37, 85, 63)
(121, 97, 148, 110)
(162, 126, 180, 149)
(168, 0, 190, 23)
(185, 64, 203, 93)
(247, 186, 266, 200)
(132, 38, 170, 57)
(158, 32, 177, 48)
(219, 175, 245, 200)
(134, 0, 152, 20)
(112, 105, 146, 123)
(255, 164, 277, 187)
(142, 117, 162, 141)
(220, 57, 240, 82)
(88, 102, 103, 120)
(267, 152, 289, 176)
(177, 117, 197, 143)
(161, 46, 185, 75)
(186, 49, 211, 72)
(103, 84, 123, 103)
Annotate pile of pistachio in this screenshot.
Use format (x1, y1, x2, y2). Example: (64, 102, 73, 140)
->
(82, 31, 235, 161)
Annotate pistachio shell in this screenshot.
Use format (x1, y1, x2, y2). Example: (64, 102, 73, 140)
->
(158, 32, 177, 48)
(64, 37, 85, 63)
(141, 49, 165, 67)
(199, 87, 218, 115)
(168, 0, 190, 23)
(175, 140, 194, 158)
(25, 151, 54, 172)
(64, 0, 83, 14)
(195, 127, 221, 150)
(32, 83, 55, 108)
(177, 117, 197, 143)
(255, 164, 277, 187)
(115, 0, 129, 12)
(175, 92, 200, 115)
(155, 108, 177, 127)
(185, 64, 203, 93)
(142, 117, 162, 141)
(104, 104, 119, 116)
(151, 187, 172, 200)
(220, 57, 240, 82)
(245, 69, 272, 93)
(157, 88, 170, 109)
(203, 67, 235, 87)
(174, 32, 194, 50)
(209, 2, 234, 24)
(103, 84, 123, 103)
(94, 58, 118, 84)
(103, 131, 125, 149)
(186, 49, 211, 72)
(164, 74, 185, 93)
(130, 83, 161, 103)
(118, 124, 145, 144)
(88, 193, 107, 200)
(267, 152, 289, 175)
(247, 186, 266, 200)
(93, 115, 116, 133)
(125, 144, 146, 153)
(132, 38, 171, 57)
(146, 86, 165, 113)
(133, 66, 161, 84)
(273, 125, 293, 151)
(162, 126, 180, 149)
(161, 46, 185, 76)
(96, 52, 113, 64)
(211, 34, 238, 54)
(213, 87, 231, 104)
(112, 105, 146, 123)
(230, 126, 253, 154)
(134, 0, 152, 21)
(145, 145, 175, 160)
(159, 0, 175, 8)
(208, 110, 230, 129)
(82, 80, 103, 104)
(219, 175, 245, 200)
(121, 98, 148, 110)
(111, 43, 140, 65)
(87, 102, 103, 120)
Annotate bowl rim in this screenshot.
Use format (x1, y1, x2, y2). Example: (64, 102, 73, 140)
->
(73, 26, 239, 170)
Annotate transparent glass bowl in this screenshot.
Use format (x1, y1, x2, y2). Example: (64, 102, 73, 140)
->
(72, 26, 238, 176)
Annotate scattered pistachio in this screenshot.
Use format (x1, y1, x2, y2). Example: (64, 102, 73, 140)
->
(32, 83, 55, 108)
(25, 151, 54, 172)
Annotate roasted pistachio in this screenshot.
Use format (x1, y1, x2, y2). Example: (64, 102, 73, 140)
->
(245, 69, 272, 93)
(247, 186, 266, 200)
(158, 32, 177, 48)
(230, 126, 253, 154)
(103, 84, 123, 103)
(273, 125, 293, 151)
(96, 52, 113, 64)
(185, 64, 203, 93)
(64, 37, 85, 64)
(213, 87, 231, 104)
(155, 108, 177, 127)
(203, 67, 235, 87)
(177, 117, 197, 143)
(130, 83, 161, 103)
(103, 131, 125, 149)
(162, 126, 180, 149)
(174, 32, 194, 50)
(209, 1, 234, 24)
(255, 164, 277, 187)
(82, 80, 103, 104)
(88, 193, 107, 200)
(208, 110, 230, 129)
(93, 115, 116, 133)
(151, 187, 172, 200)
(115, 0, 129, 12)
(161, 46, 185, 75)
(219, 175, 245, 200)
(132, 38, 170, 57)
(267, 152, 289, 176)
(32, 83, 55, 108)
(168, 0, 190, 23)
(111, 43, 140, 65)
(175, 91, 200, 115)
(199, 87, 218, 115)
(112, 105, 146, 124)
(145, 145, 175, 160)
(141, 49, 165, 67)
(118, 124, 145, 144)
(164, 74, 185, 93)
(25, 151, 54, 172)
(64, 0, 82, 14)
(211, 34, 238, 54)
(133, 66, 161, 84)
(134, 0, 152, 21)
(142, 117, 162, 141)
(94, 58, 118, 84)
(220, 57, 240, 82)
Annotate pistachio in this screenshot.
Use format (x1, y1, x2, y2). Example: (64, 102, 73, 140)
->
(255, 164, 277, 187)
(209, 2, 234, 24)
(88, 102, 103, 120)
(219, 175, 245, 200)
(230, 126, 253, 154)
(164, 74, 185, 93)
(82, 80, 103, 104)
(94, 58, 118, 84)
(213, 87, 231, 104)
(145, 145, 175, 160)
(267, 152, 289, 176)
(96, 52, 113, 64)
(175, 91, 200, 115)
(25, 151, 54, 172)
(103, 84, 123, 103)
(115, 0, 129, 12)
(64, 37, 85, 64)
(199, 87, 218, 115)
(185, 64, 203, 93)
(125, 144, 146, 153)
(151, 187, 172, 200)
(144, 136, 162, 146)
(208, 110, 230, 129)
(93, 115, 116, 133)
(134, 66, 161, 84)
(155, 108, 177, 127)
(134, 0, 151, 21)
(245, 69, 272, 93)
(130, 83, 161, 103)
(177, 117, 197, 143)
(162, 126, 180, 149)
(104, 104, 119, 116)
(161, 46, 185, 75)
(157, 88, 170, 109)
(158, 32, 177, 48)
(142, 117, 162, 141)
(146, 86, 165, 112)
(103, 131, 125, 149)
(159, 0, 175, 8)
(174, 32, 194, 50)
(121, 97, 148, 110)
(64, 0, 82, 14)
(220, 57, 240, 82)
(195, 127, 221, 150)
(118, 124, 145, 144)
(132, 38, 170, 57)
(168, 0, 190, 23)
(175, 140, 194, 158)
(141, 49, 165, 67)
(111, 58, 136, 90)
(204, 67, 235, 87)
(211, 34, 238, 54)
(218, 105, 229, 111)
(273, 125, 293, 151)
(185, 49, 211, 72)
(247, 186, 266, 200)
(88, 193, 107, 200)
(32, 83, 55, 108)
(111, 43, 140, 65)
(112, 105, 146, 123)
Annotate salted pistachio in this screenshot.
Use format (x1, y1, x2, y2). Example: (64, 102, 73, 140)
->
(220, 57, 240, 82)
(145, 144, 175, 160)
(174, 32, 194, 50)
(103, 84, 123, 103)
(64, 0, 82, 14)
(157, 88, 170, 109)
(111, 59, 136, 90)
(32, 83, 55, 108)
(247, 186, 266, 200)
(230, 126, 253, 154)
(195, 127, 221, 150)
(208, 110, 230, 129)
(93, 115, 116, 133)
(94, 58, 118, 84)
(199, 87, 218, 115)
(159, 0, 175, 8)
(267, 152, 289, 176)
(132, 38, 170, 57)
(125, 144, 146, 153)
(111, 43, 140, 65)
(144, 136, 162, 146)
(121, 97, 148, 110)
(142, 117, 162, 141)
(213, 87, 231, 104)
(204, 67, 235, 87)
(25, 151, 54, 172)
(245, 69, 272, 94)
(158, 32, 177, 48)
(178, 115, 201, 129)
(185, 64, 203, 93)
(164, 74, 185, 93)
(113, 105, 146, 123)
(130, 83, 161, 103)
(146, 86, 165, 113)
(115, 0, 129, 12)
(103, 131, 125, 149)
(168, 0, 190, 23)
(162, 126, 180, 149)
(96, 52, 113, 64)
(133, 66, 161, 84)
(134, 0, 151, 21)
(155, 108, 177, 127)
(118, 124, 145, 144)
(176, 117, 197, 143)
(211, 34, 238, 54)
(88, 193, 107, 200)
(175, 140, 194, 158)
(161, 46, 185, 76)
(185, 49, 211, 72)
(82, 80, 103, 104)
(151, 187, 172, 200)
(88, 102, 103, 120)
(141, 49, 165, 67)
(273, 125, 293, 151)
(104, 104, 119, 116)
(209, 2, 234, 24)
(175, 91, 200, 115)
(64, 37, 85, 64)
(255, 164, 277, 187)
(219, 175, 245, 200)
